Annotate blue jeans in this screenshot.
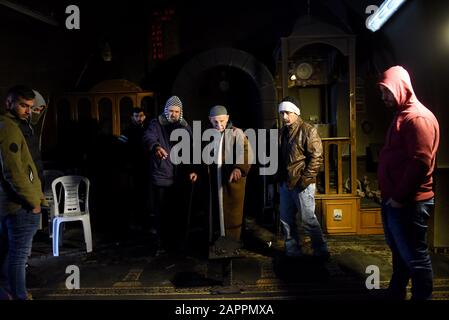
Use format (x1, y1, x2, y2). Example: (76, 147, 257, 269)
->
(0, 208, 41, 300)
(381, 199, 434, 300)
(279, 183, 328, 256)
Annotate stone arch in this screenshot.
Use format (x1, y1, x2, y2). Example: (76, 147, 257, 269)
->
(290, 40, 350, 57)
(173, 48, 277, 129)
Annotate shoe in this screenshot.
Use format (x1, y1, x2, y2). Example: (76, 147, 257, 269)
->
(284, 239, 303, 257)
(286, 250, 303, 258)
(313, 251, 330, 263)
(155, 247, 167, 257)
(0, 288, 13, 300)
(372, 288, 406, 300)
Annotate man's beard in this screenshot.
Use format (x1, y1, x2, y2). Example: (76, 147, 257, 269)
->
(11, 110, 29, 121)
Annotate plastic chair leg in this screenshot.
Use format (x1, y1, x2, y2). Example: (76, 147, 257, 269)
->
(38, 214, 42, 230)
(82, 216, 93, 253)
(59, 223, 64, 247)
(52, 219, 60, 256)
(48, 206, 55, 238)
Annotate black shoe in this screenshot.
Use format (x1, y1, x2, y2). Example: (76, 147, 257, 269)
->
(313, 252, 331, 263)
(154, 247, 167, 257)
(0, 288, 12, 300)
(371, 288, 406, 300)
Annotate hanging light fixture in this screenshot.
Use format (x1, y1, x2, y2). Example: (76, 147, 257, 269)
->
(101, 42, 112, 62)
(366, 0, 407, 32)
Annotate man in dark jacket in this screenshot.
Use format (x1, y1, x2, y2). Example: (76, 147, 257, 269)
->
(378, 66, 440, 300)
(143, 96, 197, 254)
(118, 107, 148, 230)
(0, 86, 47, 300)
(118, 107, 147, 153)
(18, 90, 47, 185)
(278, 96, 329, 260)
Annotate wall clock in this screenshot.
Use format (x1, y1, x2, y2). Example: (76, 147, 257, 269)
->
(295, 62, 314, 80)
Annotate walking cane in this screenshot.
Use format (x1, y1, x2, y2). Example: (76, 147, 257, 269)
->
(185, 181, 195, 244)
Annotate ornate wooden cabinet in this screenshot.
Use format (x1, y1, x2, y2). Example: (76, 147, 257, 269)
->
(276, 17, 381, 235)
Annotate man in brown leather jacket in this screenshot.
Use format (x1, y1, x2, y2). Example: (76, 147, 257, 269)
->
(278, 96, 329, 260)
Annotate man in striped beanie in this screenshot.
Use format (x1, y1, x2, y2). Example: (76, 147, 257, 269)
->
(143, 96, 197, 255)
(163, 96, 184, 123)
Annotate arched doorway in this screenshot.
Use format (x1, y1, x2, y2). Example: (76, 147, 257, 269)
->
(173, 48, 278, 229)
(188, 65, 261, 130)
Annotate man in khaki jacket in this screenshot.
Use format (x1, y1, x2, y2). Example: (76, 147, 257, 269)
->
(278, 96, 329, 260)
(0, 85, 47, 300)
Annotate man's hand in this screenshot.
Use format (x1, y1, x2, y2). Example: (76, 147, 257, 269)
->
(229, 168, 242, 183)
(32, 206, 41, 214)
(386, 197, 403, 208)
(189, 173, 198, 183)
(155, 146, 168, 160)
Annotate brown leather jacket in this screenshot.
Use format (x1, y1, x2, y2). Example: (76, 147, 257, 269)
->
(279, 117, 323, 190)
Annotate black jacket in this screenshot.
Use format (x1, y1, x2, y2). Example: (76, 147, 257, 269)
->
(143, 115, 192, 187)
(19, 119, 44, 184)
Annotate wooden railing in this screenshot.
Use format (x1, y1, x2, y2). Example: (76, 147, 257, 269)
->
(54, 91, 154, 136)
(321, 137, 351, 195)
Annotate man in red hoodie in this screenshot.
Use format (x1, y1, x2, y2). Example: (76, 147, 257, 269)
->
(378, 66, 440, 300)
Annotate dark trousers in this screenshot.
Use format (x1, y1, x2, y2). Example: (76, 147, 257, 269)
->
(151, 185, 173, 248)
(129, 169, 149, 228)
(0, 208, 40, 300)
(381, 199, 434, 300)
(151, 184, 190, 250)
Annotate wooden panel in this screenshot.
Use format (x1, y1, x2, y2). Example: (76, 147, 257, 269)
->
(95, 95, 115, 135)
(117, 94, 136, 107)
(430, 167, 449, 248)
(337, 142, 343, 194)
(136, 92, 154, 107)
(323, 198, 357, 234)
(375, 210, 383, 225)
(324, 142, 330, 194)
(321, 139, 351, 196)
(358, 208, 384, 235)
(349, 38, 357, 196)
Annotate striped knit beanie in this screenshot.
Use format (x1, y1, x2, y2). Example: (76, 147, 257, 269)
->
(164, 95, 183, 122)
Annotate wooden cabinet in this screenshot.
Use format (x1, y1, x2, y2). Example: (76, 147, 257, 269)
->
(317, 196, 384, 235)
(321, 197, 358, 234)
(358, 207, 384, 235)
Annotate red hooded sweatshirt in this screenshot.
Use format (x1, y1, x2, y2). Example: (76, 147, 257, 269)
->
(377, 66, 440, 203)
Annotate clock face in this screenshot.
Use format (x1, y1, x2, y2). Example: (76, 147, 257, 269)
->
(296, 62, 313, 80)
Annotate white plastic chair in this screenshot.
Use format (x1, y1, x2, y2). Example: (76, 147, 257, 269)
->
(43, 170, 65, 237)
(51, 175, 93, 256)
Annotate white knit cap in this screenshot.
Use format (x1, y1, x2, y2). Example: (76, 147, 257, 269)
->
(278, 101, 300, 115)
